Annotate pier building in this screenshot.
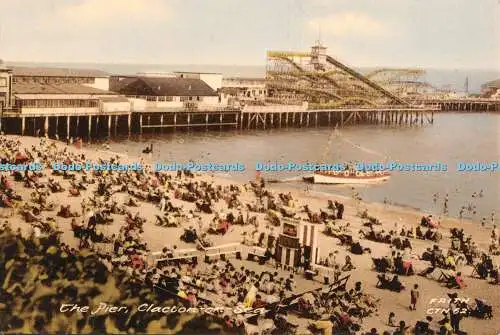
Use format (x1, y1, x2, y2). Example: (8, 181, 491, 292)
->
(221, 77, 267, 103)
(481, 78, 500, 98)
(113, 76, 221, 111)
(1, 65, 131, 137)
(0, 60, 13, 111)
(11, 66, 110, 91)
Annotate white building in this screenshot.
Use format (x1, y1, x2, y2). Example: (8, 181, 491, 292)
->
(114, 76, 222, 112)
(221, 77, 267, 100)
(173, 71, 223, 92)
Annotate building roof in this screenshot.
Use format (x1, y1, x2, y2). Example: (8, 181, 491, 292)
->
(99, 96, 130, 102)
(11, 66, 109, 78)
(13, 82, 116, 95)
(119, 77, 218, 97)
(110, 77, 138, 92)
(482, 78, 500, 89)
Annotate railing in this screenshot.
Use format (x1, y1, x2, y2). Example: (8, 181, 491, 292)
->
(141, 106, 241, 113)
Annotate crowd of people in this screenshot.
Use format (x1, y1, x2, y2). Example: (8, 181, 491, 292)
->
(0, 134, 498, 334)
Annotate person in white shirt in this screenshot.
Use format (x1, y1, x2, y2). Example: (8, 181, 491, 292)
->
(159, 196, 166, 212)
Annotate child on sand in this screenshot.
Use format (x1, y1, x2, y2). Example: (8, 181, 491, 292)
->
(388, 312, 396, 326)
(410, 284, 419, 310)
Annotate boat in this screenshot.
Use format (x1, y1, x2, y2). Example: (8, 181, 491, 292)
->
(303, 169, 391, 184)
(303, 127, 391, 185)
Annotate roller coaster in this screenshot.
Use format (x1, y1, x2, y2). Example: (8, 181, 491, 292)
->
(266, 43, 436, 107)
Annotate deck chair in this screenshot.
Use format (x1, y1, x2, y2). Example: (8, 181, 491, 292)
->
(438, 270, 454, 283)
(470, 263, 489, 279)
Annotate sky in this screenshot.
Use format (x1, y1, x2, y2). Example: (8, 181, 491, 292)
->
(1, 0, 499, 69)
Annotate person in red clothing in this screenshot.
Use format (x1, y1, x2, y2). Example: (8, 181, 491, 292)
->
(454, 272, 466, 289)
(252, 294, 266, 309)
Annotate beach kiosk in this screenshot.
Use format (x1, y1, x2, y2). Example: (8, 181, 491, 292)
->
(275, 218, 320, 269)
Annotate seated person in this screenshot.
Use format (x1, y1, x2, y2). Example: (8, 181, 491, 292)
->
(389, 275, 404, 292)
(447, 272, 466, 289)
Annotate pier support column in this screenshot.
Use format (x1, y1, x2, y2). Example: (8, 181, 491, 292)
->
(76, 116, 80, 136)
(88, 116, 92, 138)
(44, 117, 48, 136)
(173, 113, 177, 129)
(292, 112, 296, 125)
(315, 112, 318, 127)
(270, 113, 274, 127)
(107, 116, 112, 137)
(285, 113, 288, 127)
(279, 113, 282, 127)
(127, 115, 131, 135)
(66, 116, 70, 138)
(328, 112, 331, 125)
(114, 116, 118, 135)
(340, 111, 344, 126)
(219, 113, 222, 127)
(188, 113, 192, 128)
(161, 114, 164, 130)
(139, 115, 143, 134)
(299, 113, 303, 126)
(21, 117, 25, 135)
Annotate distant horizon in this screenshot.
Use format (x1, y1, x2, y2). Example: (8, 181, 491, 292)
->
(4, 60, 500, 73)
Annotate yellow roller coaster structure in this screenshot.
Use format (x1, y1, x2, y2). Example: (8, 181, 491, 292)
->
(266, 43, 424, 108)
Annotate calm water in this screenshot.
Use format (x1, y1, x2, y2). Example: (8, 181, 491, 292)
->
(89, 113, 500, 224)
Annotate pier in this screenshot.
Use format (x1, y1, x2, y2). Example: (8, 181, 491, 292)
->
(1, 106, 438, 137)
(411, 98, 500, 112)
(241, 106, 438, 130)
(133, 108, 240, 132)
(1, 111, 132, 138)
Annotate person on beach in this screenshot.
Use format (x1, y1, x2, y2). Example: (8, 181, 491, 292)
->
(410, 284, 419, 310)
(388, 312, 396, 327)
(449, 295, 461, 333)
(392, 320, 408, 335)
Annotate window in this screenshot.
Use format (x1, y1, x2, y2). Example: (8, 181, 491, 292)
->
(0, 78, 6, 87)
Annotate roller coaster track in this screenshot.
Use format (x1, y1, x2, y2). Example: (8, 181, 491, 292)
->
(267, 70, 344, 77)
(267, 81, 343, 100)
(378, 80, 437, 90)
(273, 56, 342, 89)
(366, 68, 425, 79)
(325, 55, 408, 105)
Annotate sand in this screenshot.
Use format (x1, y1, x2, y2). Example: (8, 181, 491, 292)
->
(3, 135, 499, 334)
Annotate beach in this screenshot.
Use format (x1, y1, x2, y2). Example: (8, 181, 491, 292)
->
(0, 134, 499, 334)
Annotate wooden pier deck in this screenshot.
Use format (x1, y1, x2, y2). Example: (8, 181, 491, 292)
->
(410, 98, 500, 112)
(240, 106, 439, 129)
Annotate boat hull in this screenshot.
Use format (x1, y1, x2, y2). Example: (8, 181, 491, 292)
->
(303, 173, 390, 184)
